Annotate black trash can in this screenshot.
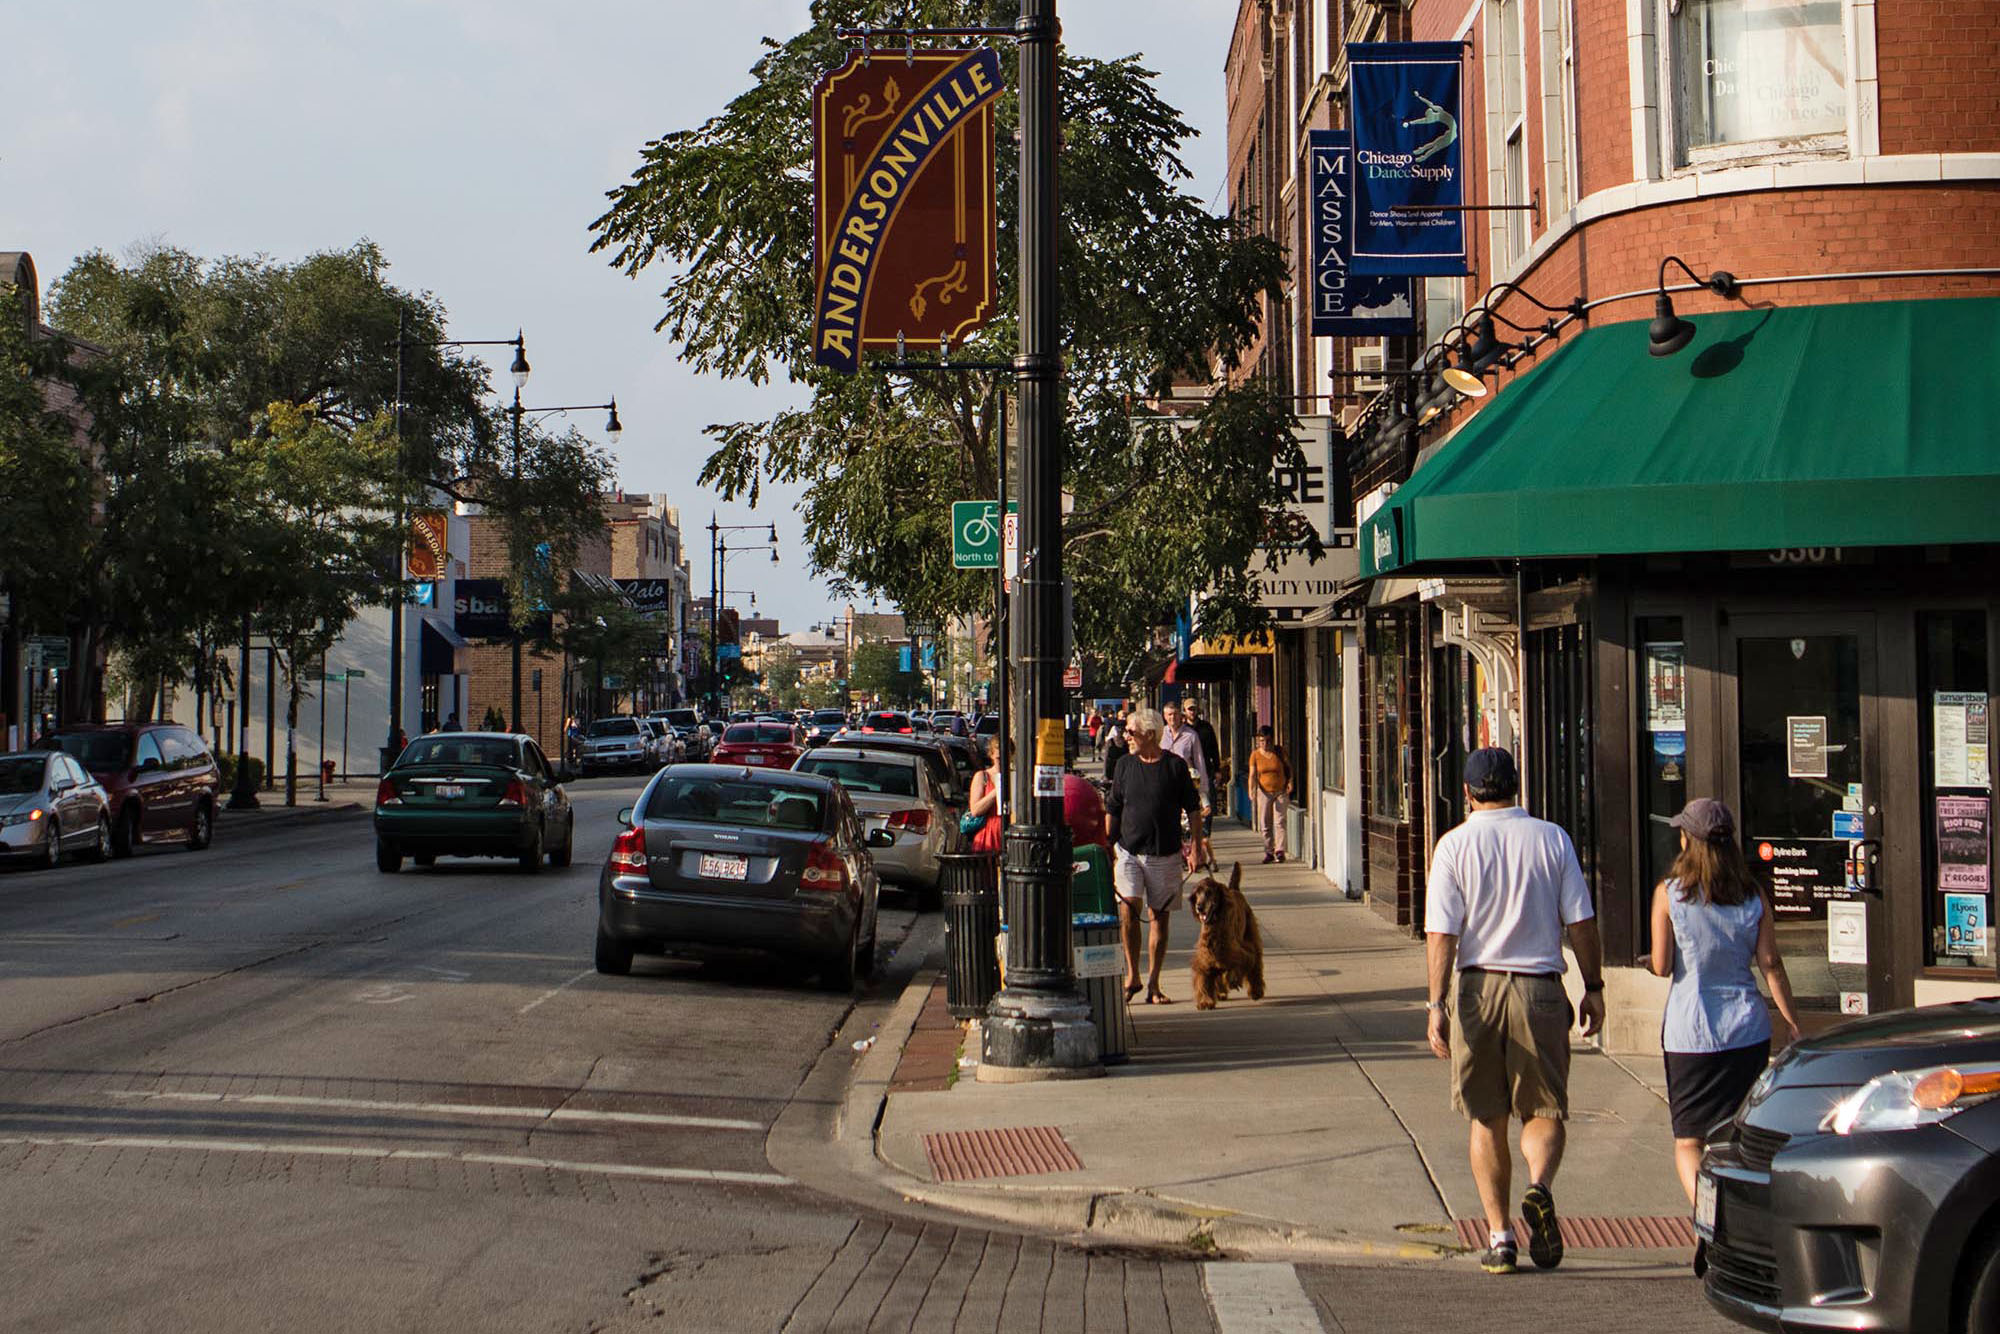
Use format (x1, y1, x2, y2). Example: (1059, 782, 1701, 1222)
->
(940, 852, 1001, 1020)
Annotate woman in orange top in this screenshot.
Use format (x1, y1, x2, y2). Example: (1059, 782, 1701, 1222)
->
(1245, 726, 1292, 864)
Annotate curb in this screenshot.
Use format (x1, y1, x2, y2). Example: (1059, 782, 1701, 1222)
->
(220, 801, 370, 837)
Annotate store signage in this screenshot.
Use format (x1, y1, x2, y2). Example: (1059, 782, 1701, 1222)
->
(1251, 417, 1358, 612)
(1305, 130, 1415, 336)
(812, 48, 1002, 372)
(613, 579, 673, 615)
(453, 579, 549, 641)
(24, 635, 70, 672)
(1346, 42, 1468, 276)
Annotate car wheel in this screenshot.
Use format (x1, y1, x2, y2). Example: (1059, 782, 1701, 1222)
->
(413, 854, 436, 868)
(1964, 1227, 2000, 1334)
(593, 925, 633, 976)
(819, 927, 859, 991)
(518, 822, 544, 874)
(185, 800, 213, 852)
(110, 806, 140, 859)
(549, 818, 574, 868)
(86, 817, 112, 864)
(39, 820, 61, 870)
(375, 839, 402, 874)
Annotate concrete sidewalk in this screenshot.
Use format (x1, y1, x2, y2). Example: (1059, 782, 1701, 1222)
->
(873, 820, 1693, 1266)
(215, 779, 372, 834)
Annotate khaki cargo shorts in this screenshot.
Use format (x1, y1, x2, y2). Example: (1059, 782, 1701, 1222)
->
(1450, 969, 1573, 1123)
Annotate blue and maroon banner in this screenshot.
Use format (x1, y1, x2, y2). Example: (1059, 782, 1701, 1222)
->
(1347, 42, 1468, 276)
(1306, 130, 1417, 336)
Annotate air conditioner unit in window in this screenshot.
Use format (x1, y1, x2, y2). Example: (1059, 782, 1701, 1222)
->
(1351, 342, 1387, 393)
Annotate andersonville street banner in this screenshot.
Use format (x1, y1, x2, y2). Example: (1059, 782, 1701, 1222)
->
(1347, 41, 1469, 276)
(407, 509, 449, 580)
(812, 48, 1003, 372)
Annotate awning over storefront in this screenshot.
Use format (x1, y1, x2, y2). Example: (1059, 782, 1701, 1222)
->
(1361, 298, 2000, 575)
(420, 618, 468, 675)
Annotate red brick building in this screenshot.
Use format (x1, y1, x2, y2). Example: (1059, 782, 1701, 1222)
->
(1228, 0, 2000, 1044)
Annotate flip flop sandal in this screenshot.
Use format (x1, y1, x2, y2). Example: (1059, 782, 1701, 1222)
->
(1147, 992, 1175, 1005)
(1124, 982, 1145, 1001)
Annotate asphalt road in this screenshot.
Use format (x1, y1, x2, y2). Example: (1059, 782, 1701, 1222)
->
(0, 777, 1739, 1333)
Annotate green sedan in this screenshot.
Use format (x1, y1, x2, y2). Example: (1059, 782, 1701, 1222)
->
(373, 732, 575, 874)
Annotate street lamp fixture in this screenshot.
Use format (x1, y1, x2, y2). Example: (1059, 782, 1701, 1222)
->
(1649, 256, 1740, 358)
(604, 398, 622, 444)
(1440, 316, 1511, 397)
(509, 332, 531, 389)
(709, 517, 782, 715)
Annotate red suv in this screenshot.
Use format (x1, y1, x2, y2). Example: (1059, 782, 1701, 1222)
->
(709, 722, 803, 770)
(44, 723, 221, 858)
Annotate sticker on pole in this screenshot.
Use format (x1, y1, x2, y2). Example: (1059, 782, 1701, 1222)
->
(1033, 765, 1064, 798)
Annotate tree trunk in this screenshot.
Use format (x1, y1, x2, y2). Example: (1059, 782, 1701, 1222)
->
(285, 675, 304, 808)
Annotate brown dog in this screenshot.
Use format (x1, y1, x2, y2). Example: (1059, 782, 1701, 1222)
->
(1189, 864, 1265, 1010)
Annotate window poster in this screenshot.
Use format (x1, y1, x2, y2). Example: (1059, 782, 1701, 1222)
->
(1934, 692, 1991, 790)
(1937, 795, 1991, 892)
(1645, 643, 1686, 731)
(1826, 900, 1868, 966)
(1787, 716, 1828, 779)
(1945, 892, 1990, 958)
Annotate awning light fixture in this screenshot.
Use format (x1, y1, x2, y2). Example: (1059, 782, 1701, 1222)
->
(1649, 257, 1740, 357)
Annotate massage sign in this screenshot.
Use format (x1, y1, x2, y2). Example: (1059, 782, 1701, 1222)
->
(812, 48, 1003, 372)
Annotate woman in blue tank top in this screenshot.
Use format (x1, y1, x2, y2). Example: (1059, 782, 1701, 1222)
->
(1648, 798, 1802, 1205)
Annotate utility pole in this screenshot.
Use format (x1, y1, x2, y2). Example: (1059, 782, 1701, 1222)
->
(982, 0, 1098, 1080)
(510, 388, 525, 732)
(709, 514, 720, 718)
(228, 612, 258, 809)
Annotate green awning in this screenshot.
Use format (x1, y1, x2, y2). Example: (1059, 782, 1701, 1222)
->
(1360, 297, 2000, 576)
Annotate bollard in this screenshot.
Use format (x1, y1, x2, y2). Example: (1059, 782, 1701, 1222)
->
(940, 851, 1002, 1020)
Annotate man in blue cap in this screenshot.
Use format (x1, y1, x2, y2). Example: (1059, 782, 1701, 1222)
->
(1425, 746, 1605, 1275)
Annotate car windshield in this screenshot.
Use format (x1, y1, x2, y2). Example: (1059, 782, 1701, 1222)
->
(49, 731, 132, 770)
(0, 757, 47, 795)
(664, 710, 700, 727)
(796, 757, 918, 797)
(588, 719, 638, 737)
(811, 711, 847, 725)
(397, 737, 521, 769)
(643, 775, 825, 831)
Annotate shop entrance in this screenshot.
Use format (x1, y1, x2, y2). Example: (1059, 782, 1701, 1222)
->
(1723, 616, 1886, 1019)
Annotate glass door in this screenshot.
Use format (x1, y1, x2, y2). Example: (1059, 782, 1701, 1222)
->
(1724, 617, 1883, 1017)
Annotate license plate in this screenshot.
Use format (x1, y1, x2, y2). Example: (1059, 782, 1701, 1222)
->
(436, 784, 464, 799)
(744, 754, 765, 765)
(1694, 1172, 1718, 1239)
(699, 853, 749, 881)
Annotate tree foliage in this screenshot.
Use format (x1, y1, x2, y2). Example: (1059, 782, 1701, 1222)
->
(591, 0, 1309, 672)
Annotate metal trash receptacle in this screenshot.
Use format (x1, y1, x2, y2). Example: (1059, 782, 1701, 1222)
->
(1072, 912, 1129, 1064)
(940, 852, 1001, 1019)
(1285, 802, 1306, 862)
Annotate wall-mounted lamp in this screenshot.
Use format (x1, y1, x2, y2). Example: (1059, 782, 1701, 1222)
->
(1649, 257, 1740, 357)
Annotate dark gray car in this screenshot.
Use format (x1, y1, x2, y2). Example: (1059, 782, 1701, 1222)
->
(594, 765, 891, 989)
(0, 751, 112, 868)
(1699, 999, 2000, 1332)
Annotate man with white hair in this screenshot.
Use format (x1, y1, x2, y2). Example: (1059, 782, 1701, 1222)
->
(1105, 707, 1203, 1004)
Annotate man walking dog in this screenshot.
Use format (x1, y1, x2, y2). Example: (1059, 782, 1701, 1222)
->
(1105, 708, 1202, 1006)
(1425, 747, 1605, 1275)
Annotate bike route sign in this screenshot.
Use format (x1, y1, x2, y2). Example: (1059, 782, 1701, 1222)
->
(952, 500, 1002, 569)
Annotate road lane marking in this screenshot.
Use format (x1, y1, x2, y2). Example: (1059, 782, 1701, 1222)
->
(517, 967, 594, 1015)
(111, 913, 162, 929)
(354, 984, 415, 1004)
(1203, 1262, 1326, 1334)
(0, 1134, 792, 1186)
(103, 1089, 766, 1132)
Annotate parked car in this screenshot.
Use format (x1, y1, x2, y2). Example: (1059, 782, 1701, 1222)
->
(711, 722, 803, 770)
(594, 764, 889, 987)
(858, 710, 913, 736)
(820, 731, 973, 810)
(577, 716, 652, 775)
(802, 709, 850, 749)
(0, 751, 111, 867)
(373, 732, 574, 873)
(639, 718, 681, 765)
(793, 746, 954, 908)
(1699, 999, 2000, 1333)
(972, 714, 1001, 742)
(44, 722, 220, 857)
(653, 708, 710, 761)
(929, 710, 970, 738)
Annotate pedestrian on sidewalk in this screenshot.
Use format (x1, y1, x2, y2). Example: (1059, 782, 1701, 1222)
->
(966, 734, 1008, 854)
(1105, 707, 1201, 1005)
(1086, 708, 1103, 759)
(1161, 702, 1212, 872)
(1101, 712, 1128, 778)
(1648, 797, 1802, 1205)
(1424, 746, 1605, 1276)
(1246, 726, 1292, 864)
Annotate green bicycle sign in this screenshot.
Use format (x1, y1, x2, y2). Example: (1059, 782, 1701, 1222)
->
(952, 500, 1003, 569)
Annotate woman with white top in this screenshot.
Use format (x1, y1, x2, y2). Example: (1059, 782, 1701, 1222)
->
(1648, 797, 1803, 1204)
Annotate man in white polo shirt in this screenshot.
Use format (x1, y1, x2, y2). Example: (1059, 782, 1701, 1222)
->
(1425, 747, 1605, 1276)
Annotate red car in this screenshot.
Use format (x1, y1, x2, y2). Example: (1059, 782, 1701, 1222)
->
(43, 722, 221, 857)
(709, 722, 803, 770)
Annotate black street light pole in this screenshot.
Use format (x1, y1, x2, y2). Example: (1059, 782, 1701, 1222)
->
(983, 0, 1099, 1079)
(708, 519, 778, 717)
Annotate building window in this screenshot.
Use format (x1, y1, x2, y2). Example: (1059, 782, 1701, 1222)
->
(1319, 629, 1345, 793)
(1488, 0, 1531, 267)
(1542, 0, 1579, 217)
(1671, 0, 1847, 165)
(1636, 620, 1687, 951)
(1371, 616, 1409, 823)
(1425, 277, 1466, 349)
(1919, 611, 1994, 972)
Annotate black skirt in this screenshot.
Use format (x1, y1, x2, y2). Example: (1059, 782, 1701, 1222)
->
(1664, 1041, 1771, 1139)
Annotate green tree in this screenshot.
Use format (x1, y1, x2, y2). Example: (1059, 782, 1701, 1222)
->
(591, 0, 1309, 669)
(848, 641, 922, 707)
(0, 289, 93, 657)
(761, 641, 803, 710)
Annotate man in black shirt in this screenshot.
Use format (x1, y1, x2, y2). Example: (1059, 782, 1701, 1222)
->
(1105, 707, 1202, 1004)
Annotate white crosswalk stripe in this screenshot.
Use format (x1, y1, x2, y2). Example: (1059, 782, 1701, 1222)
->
(1203, 1262, 1327, 1334)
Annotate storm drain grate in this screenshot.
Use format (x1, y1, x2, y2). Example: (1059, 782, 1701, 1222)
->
(1454, 1215, 1697, 1250)
(923, 1126, 1083, 1182)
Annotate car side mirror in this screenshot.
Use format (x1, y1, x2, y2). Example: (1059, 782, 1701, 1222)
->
(616, 807, 634, 826)
(867, 828, 896, 849)
(52, 777, 76, 794)
(138, 757, 161, 772)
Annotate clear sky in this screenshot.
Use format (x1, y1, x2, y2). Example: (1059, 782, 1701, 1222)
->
(5, 1, 1233, 635)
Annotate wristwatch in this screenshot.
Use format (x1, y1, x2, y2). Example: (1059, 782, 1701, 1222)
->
(1425, 1000, 1447, 1013)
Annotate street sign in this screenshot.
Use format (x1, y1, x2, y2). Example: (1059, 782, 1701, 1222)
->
(25, 635, 69, 672)
(1002, 512, 1020, 582)
(953, 501, 1002, 569)
(811, 49, 1003, 372)
(1062, 662, 1083, 690)
(346, 668, 368, 679)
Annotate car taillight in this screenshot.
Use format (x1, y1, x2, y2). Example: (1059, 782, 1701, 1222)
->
(887, 809, 931, 833)
(498, 779, 529, 807)
(801, 841, 848, 891)
(608, 825, 647, 875)
(898, 727, 912, 734)
(375, 778, 401, 807)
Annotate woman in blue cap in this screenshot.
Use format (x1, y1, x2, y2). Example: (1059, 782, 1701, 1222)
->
(1649, 797, 1802, 1205)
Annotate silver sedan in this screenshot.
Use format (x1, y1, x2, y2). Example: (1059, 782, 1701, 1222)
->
(0, 751, 112, 868)
(790, 747, 957, 909)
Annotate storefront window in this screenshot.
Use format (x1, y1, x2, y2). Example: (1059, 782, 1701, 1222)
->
(1638, 622, 1687, 946)
(1318, 630, 1344, 793)
(1673, 0, 1847, 162)
(1371, 617, 1408, 823)
(1920, 612, 1994, 971)
(1527, 621, 1594, 883)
